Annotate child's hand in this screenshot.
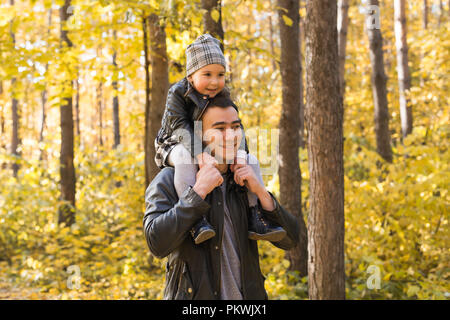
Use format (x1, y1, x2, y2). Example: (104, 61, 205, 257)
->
(233, 164, 264, 195)
(196, 152, 218, 169)
(230, 150, 247, 173)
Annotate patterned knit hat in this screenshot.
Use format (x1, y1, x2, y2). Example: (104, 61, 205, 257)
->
(185, 34, 226, 77)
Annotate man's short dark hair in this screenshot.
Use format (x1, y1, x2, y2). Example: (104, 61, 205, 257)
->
(209, 91, 239, 112)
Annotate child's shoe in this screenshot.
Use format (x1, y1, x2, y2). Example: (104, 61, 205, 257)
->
(248, 206, 286, 242)
(190, 216, 216, 244)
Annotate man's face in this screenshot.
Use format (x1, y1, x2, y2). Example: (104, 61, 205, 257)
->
(201, 106, 243, 164)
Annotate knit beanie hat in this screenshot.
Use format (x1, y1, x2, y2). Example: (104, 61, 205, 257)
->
(185, 34, 226, 77)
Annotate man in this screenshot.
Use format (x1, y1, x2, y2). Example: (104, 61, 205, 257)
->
(143, 95, 300, 300)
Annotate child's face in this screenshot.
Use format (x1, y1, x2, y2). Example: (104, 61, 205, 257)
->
(188, 64, 225, 98)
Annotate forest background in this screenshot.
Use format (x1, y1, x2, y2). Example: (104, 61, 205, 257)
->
(0, 0, 448, 299)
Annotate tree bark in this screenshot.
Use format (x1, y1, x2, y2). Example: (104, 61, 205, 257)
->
(367, 0, 393, 163)
(11, 82, 20, 178)
(143, 15, 151, 188)
(97, 81, 104, 147)
(423, 0, 428, 29)
(39, 7, 52, 163)
(299, 24, 305, 149)
(0, 81, 5, 170)
(74, 70, 80, 143)
(112, 29, 120, 149)
(201, 0, 224, 51)
(394, 0, 413, 139)
(277, 0, 308, 277)
(146, 13, 169, 186)
(438, 0, 443, 27)
(10, 0, 20, 178)
(58, 0, 76, 226)
(96, 46, 104, 147)
(305, 0, 345, 300)
(268, 0, 277, 73)
(0, 81, 3, 144)
(337, 0, 349, 99)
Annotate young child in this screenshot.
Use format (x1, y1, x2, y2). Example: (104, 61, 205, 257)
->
(154, 34, 286, 244)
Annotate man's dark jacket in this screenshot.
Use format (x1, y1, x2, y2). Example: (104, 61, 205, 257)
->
(143, 167, 300, 300)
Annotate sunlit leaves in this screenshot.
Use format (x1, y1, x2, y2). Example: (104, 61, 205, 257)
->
(282, 14, 293, 27)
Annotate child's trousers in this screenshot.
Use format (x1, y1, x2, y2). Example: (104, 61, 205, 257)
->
(167, 144, 263, 206)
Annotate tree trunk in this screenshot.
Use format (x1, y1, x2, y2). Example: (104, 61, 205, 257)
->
(58, 0, 76, 226)
(97, 81, 104, 147)
(297, 11, 305, 150)
(143, 16, 151, 188)
(305, 0, 345, 300)
(201, 0, 224, 51)
(75, 71, 80, 143)
(0, 81, 3, 140)
(277, 0, 308, 277)
(0, 81, 5, 170)
(39, 7, 52, 163)
(96, 46, 104, 147)
(11, 79, 20, 178)
(337, 0, 349, 99)
(394, 0, 413, 139)
(112, 29, 120, 149)
(367, 0, 393, 163)
(146, 13, 169, 186)
(423, 0, 428, 29)
(268, 0, 277, 73)
(10, 0, 20, 178)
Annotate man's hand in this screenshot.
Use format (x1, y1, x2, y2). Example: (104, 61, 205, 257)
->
(196, 152, 218, 169)
(192, 164, 223, 199)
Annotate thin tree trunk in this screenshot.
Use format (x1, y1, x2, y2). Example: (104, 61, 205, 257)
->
(246, 24, 257, 126)
(112, 29, 120, 149)
(423, 0, 428, 29)
(39, 7, 52, 163)
(268, 0, 277, 73)
(58, 0, 76, 226)
(0, 81, 5, 170)
(420, 0, 428, 87)
(11, 78, 20, 178)
(75, 70, 80, 142)
(298, 13, 305, 149)
(438, 0, 443, 27)
(394, 0, 413, 139)
(10, 0, 20, 178)
(147, 13, 169, 184)
(201, 0, 225, 51)
(97, 81, 103, 147)
(142, 15, 152, 188)
(277, 0, 308, 277)
(305, 0, 345, 300)
(337, 0, 349, 99)
(0, 81, 3, 141)
(367, 0, 393, 163)
(96, 46, 104, 147)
